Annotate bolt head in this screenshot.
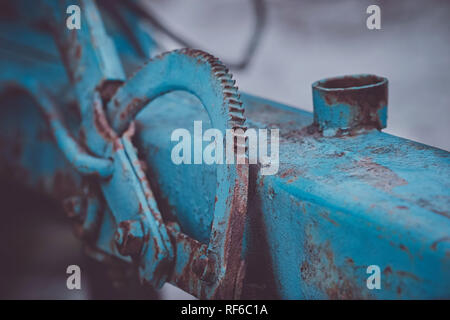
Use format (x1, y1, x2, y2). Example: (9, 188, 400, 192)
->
(193, 253, 217, 283)
(63, 196, 84, 220)
(114, 220, 145, 256)
(114, 228, 124, 246)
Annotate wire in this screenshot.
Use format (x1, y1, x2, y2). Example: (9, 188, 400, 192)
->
(118, 0, 267, 70)
(102, 1, 149, 59)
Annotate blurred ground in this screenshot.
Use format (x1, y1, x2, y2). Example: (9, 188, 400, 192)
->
(0, 182, 160, 299)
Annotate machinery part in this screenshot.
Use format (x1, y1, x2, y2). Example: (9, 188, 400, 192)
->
(106, 48, 249, 299)
(108, 49, 247, 134)
(0, 0, 449, 300)
(312, 74, 388, 137)
(2, 0, 250, 297)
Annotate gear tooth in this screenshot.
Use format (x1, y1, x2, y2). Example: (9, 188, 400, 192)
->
(224, 90, 239, 97)
(178, 48, 247, 131)
(227, 95, 243, 110)
(223, 91, 236, 99)
(211, 62, 225, 69)
(216, 63, 227, 68)
(223, 85, 238, 92)
(229, 107, 244, 116)
(215, 72, 232, 80)
(228, 99, 243, 107)
(229, 106, 244, 113)
(234, 120, 246, 125)
(213, 66, 228, 73)
(214, 72, 226, 79)
(229, 114, 246, 123)
(205, 54, 216, 62)
(221, 79, 236, 86)
(232, 125, 248, 131)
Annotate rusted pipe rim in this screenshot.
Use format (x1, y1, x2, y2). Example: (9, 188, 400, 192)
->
(312, 74, 387, 91)
(312, 74, 389, 133)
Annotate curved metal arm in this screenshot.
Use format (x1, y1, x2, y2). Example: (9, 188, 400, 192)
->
(107, 49, 249, 298)
(0, 84, 114, 178)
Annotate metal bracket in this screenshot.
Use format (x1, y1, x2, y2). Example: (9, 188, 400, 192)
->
(103, 49, 249, 299)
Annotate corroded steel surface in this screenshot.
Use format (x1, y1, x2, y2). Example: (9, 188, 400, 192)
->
(312, 74, 388, 136)
(0, 0, 449, 300)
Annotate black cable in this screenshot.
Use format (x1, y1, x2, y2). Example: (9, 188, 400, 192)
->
(120, 0, 267, 70)
(101, 0, 149, 59)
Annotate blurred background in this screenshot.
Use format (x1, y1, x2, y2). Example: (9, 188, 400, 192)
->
(0, 0, 449, 299)
(143, 0, 450, 151)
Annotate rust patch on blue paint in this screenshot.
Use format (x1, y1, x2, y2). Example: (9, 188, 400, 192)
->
(340, 157, 408, 192)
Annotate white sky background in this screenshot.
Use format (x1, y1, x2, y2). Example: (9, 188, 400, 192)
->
(142, 0, 450, 151)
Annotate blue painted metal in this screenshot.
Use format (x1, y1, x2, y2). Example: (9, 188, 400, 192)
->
(102, 49, 249, 298)
(132, 92, 450, 299)
(0, 0, 449, 300)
